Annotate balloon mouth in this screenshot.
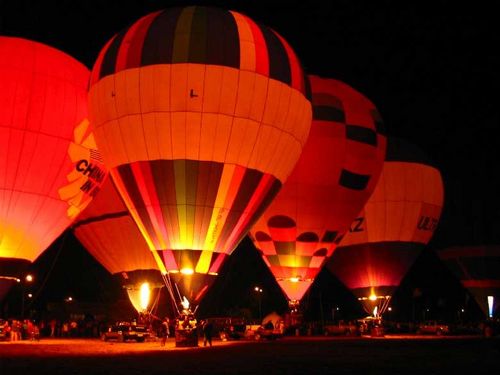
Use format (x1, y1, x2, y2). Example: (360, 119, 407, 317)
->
(289, 277, 300, 283)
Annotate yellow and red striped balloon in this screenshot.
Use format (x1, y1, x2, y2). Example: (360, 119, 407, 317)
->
(88, 6, 312, 304)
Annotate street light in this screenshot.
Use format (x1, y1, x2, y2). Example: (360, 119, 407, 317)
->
(254, 286, 263, 321)
(21, 274, 34, 318)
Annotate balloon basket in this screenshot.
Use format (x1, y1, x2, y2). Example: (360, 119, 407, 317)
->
(175, 329, 198, 347)
(370, 326, 385, 337)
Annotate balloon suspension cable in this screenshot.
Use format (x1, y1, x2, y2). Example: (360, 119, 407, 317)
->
(361, 295, 392, 318)
(148, 285, 162, 315)
(27, 230, 69, 310)
(161, 272, 180, 316)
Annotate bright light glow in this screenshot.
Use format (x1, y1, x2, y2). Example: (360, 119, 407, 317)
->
(181, 296, 190, 311)
(369, 294, 377, 301)
(488, 296, 494, 318)
(66, 296, 73, 302)
(388, 307, 392, 312)
(27, 293, 33, 298)
(373, 306, 378, 317)
(254, 286, 262, 293)
(180, 268, 194, 275)
(139, 282, 151, 311)
(289, 277, 300, 283)
(25, 274, 33, 283)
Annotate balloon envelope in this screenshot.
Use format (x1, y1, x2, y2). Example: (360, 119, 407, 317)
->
(73, 177, 162, 283)
(327, 138, 444, 315)
(88, 6, 312, 305)
(249, 76, 386, 304)
(437, 246, 500, 318)
(0, 37, 105, 300)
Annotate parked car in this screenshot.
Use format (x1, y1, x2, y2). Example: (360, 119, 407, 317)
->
(101, 322, 150, 342)
(324, 321, 359, 336)
(417, 321, 450, 335)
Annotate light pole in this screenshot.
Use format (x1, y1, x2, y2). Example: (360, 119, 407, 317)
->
(21, 274, 34, 319)
(254, 286, 263, 321)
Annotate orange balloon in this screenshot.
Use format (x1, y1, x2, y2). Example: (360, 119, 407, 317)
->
(249, 76, 387, 305)
(327, 138, 444, 315)
(0, 37, 106, 300)
(88, 7, 312, 305)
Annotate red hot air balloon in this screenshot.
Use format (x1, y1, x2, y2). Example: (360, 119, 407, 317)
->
(88, 6, 312, 314)
(249, 76, 386, 308)
(437, 246, 500, 319)
(73, 178, 163, 315)
(327, 138, 444, 317)
(0, 37, 106, 303)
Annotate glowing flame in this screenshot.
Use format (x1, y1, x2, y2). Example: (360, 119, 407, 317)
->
(139, 282, 151, 311)
(373, 306, 378, 317)
(289, 277, 300, 283)
(369, 294, 377, 301)
(181, 296, 190, 311)
(180, 268, 194, 275)
(488, 296, 494, 318)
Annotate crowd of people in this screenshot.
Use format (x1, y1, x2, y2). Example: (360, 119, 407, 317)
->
(0, 317, 111, 340)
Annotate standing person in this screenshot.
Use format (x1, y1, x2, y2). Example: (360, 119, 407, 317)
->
(160, 317, 170, 347)
(202, 319, 213, 347)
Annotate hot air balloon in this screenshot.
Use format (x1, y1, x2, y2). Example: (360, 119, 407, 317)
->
(0, 37, 105, 306)
(437, 246, 500, 319)
(73, 178, 163, 316)
(327, 138, 444, 317)
(249, 76, 386, 309)
(88, 6, 312, 315)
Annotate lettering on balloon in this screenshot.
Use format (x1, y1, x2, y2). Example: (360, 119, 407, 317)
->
(349, 217, 365, 232)
(76, 159, 105, 197)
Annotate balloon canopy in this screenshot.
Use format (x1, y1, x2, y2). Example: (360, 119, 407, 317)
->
(437, 246, 500, 318)
(249, 76, 386, 305)
(328, 138, 444, 316)
(73, 177, 162, 282)
(0, 37, 105, 300)
(88, 6, 312, 309)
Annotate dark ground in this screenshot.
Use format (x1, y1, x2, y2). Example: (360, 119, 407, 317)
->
(1, 337, 500, 375)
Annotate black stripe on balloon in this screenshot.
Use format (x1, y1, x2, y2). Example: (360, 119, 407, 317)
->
(99, 31, 126, 80)
(141, 7, 183, 66)
(258, 25, 291, 85)
(338, 169, 370, 190)
(150, 159, 176, 206)
(215, 169, 265, 250)
(188, 6, 208, 64)
(313, 105, 345, 122)
(321, 231, 338, 243)
(73, 211, 129, 228)
(117, 164, 158, 247)
(250, 179, 282, 227)
(346, 125, 378, 146)
(204, 7, 240, 68)
(240, 179, 282, 241)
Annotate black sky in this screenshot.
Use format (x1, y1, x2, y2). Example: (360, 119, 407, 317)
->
(1, 1, 498, 320)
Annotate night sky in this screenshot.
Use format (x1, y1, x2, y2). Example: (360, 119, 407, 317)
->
(1, 1, 498, 321)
